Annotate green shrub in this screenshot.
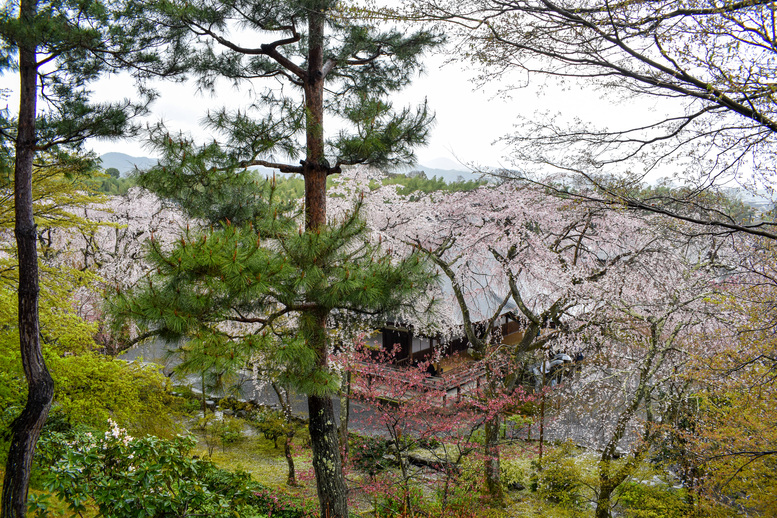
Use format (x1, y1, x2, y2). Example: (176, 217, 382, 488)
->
(618, 480, 690, 518)
(197, 414, 245, 456)
(536, 443, 584, 508)
(171, 384, 205, 414)
(49, 353, 181, 437)
(501, 457, 532, 490)
(36, 422, 315, 518)
(250, 407, 291, 449)
(351, 435, 394, 477)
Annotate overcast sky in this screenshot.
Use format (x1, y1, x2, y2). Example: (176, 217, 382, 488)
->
(1, 41, 648, 172)
(82, 52, 526, 170)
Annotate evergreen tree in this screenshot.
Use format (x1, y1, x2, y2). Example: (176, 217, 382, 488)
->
(119, 2, 441, 514)
(115, 178, 435, 516)
(0, 0, 176, 514)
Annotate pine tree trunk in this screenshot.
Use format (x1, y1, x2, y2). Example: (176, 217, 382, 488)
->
(308, 393, 348, 517)
(300, 5, 348, 516)
(302, 307, 347, 516)
(2, 3, 55, 515)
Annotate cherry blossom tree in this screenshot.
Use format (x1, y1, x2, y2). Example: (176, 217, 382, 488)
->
(339, 176, 661, 497)
(546, 254, 733, 517)
(402, 0, 777, 239)
(45, 187, 187, 352)
(329, 170, 737, 512)
(670, 242, 777, 514)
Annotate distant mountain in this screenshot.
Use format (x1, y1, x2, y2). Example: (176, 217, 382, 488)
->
(99, 153, 157, 175)
(421, 157, 470, 172)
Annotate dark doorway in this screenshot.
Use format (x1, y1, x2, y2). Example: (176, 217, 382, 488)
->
(383, 328, 411, 363)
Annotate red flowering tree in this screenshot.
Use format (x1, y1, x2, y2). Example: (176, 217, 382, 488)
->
(337, 342, 532, 516)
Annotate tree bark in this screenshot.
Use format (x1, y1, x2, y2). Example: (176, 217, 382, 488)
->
(338, 370, 351, 457)
(2, 2, 55, 515)
(594, 479, 615, 518)
(300, 5, 348, 516)
(308, 393, 348, 518)
(484, 415, 503, 504)
(303, 2, 327, 229)
(272, 382, 298, 486)
(284, 431, 297, 486)
(303, 309, 347, 516)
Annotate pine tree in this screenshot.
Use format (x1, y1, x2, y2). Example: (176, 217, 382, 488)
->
(118, 2, 441, 514)
(0, 0, 176, 514)
(115, 178, 435, 516)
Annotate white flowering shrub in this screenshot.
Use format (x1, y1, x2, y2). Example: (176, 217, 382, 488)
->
(36, 420, 315, 517)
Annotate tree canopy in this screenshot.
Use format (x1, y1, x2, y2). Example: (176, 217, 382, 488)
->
(403, 0, 777, 238)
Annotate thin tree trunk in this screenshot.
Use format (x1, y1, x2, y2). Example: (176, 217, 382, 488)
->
(484, 415, 503, 504)
(390, 427, 412, 516)
(284, 431, 297, 486)
(338, 370, 351, 457)
(272, 382, 298, 486)
(2, 3, 55, 515)
(538, 388, 546, 461)
(201, 371, 207, 418)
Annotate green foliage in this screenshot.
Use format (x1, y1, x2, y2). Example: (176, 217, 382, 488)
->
(88, 172, 136, 194)
(48, 354, 180, 437)
(351, 435, 394, 476)
(618, 481, 690, 518)
(501, 457, 532, 490)
(0, 159, 114, 409)
(250, 408, 291, 449)
(197, 414, 245, 456)
(535, 443, 584, 509)
(253, 172, 484, 204)
(0, 287, 179, 439)
(272, 175, 306, 201)
(135, 138, 299, 227)
(134, 0, 443, 169)
(113, 178, 436, 396)
(172, 384, 207, 415)
(381, 172, 487, 197)
(431, 483, 488, 518)
(373, 484, 426, 518)
(1, 159, 110, 287)
(36, 422, 316, 518)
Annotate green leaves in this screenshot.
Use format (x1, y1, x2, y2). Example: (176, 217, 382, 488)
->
(37, 423, 317, 516)
(139, 127, 301, 228)
(332, 98, 434, 167)
(129, 0, 441, 171)
(114, 176, 435, 393)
